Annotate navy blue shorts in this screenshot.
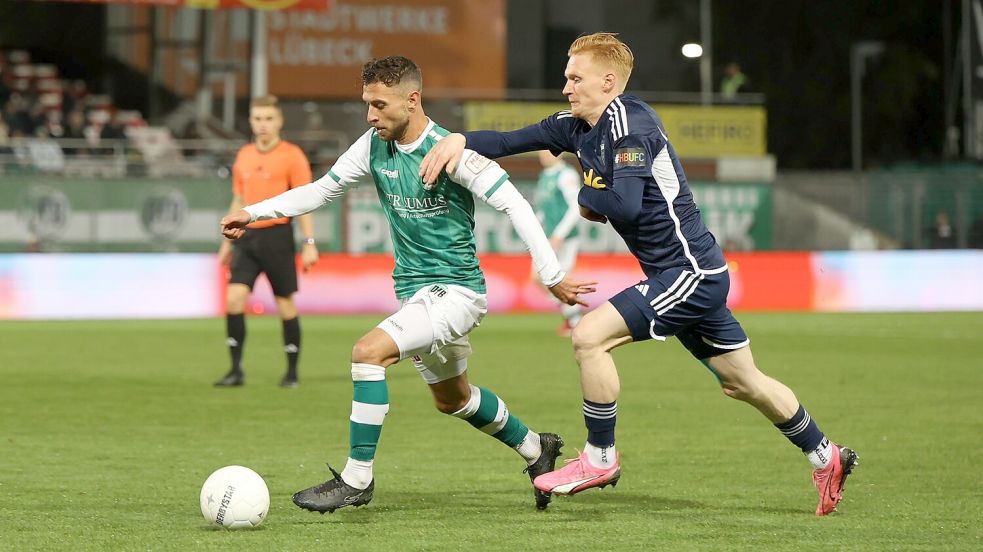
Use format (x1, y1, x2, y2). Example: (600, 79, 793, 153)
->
(609, 267, 749, 360)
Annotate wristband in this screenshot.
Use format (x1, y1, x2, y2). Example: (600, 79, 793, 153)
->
(303, 237, 316, 245)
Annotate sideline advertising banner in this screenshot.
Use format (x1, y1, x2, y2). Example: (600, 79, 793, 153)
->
(0, 177, 769, 254)
(3, 251, 982, 319)
(464, 102, 767, 157)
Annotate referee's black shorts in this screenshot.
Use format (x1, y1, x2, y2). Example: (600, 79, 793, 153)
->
(229, 223, 298, 297)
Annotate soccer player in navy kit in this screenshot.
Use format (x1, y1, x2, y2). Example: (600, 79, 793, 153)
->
(420, 33, 858, 516)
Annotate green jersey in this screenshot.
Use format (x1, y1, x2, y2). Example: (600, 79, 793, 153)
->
(534, 162, 581, 240)
(364, 124, 485, 298)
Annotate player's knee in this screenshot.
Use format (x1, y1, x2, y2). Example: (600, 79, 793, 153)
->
(226, 287, 249, 312)
(719, 380, 749, 401)
(433, 395, 467, 415)
(571, 321, 603, 359)
(351, 337, 385, 365)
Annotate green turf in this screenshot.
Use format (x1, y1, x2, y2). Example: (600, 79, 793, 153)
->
(1, 313, 981, 551)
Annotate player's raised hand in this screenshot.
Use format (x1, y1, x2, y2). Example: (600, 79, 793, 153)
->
(220, 209, 252, 240)
(548, 275, 597, 307)
(419, 133, 466, 186)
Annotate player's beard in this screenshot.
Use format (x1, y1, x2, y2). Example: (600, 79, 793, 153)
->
(382, 117, 410, 143)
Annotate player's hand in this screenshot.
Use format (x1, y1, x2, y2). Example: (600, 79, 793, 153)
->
(548, 275, 597, 307)
(220, 209, 251, 240)
(419, 133, 466, 186)
(580, 205, 607, 223)
(217, 240, 233, 266)
(301, 243, 319, 272)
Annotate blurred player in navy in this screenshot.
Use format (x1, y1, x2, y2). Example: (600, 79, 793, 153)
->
(420, 32, 858, 516)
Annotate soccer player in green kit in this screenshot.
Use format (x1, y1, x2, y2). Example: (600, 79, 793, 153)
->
(220, 56, 596, 513)
(534, 150, 585, 336)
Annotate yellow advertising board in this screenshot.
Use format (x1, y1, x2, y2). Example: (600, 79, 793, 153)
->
(463, 102, 767, 157)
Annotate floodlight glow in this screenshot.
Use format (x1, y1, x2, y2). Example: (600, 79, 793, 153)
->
(681, 43, 703, 58)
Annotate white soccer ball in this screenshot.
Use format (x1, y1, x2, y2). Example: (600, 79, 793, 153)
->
(199, 465, 270, 529)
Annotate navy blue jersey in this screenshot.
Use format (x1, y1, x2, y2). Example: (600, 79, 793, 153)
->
(465, 94, 726, 277)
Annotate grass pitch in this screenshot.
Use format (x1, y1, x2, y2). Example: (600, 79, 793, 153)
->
(1, 312, 981, 550)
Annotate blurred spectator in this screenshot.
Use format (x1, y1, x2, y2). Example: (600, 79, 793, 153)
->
(3, 93, 34, 136)
(100, 111, 127, 141)
(927, 211, 957, 249)
(0, 118, 11, 155)
(63, 109, 86, 139)
(27, 101, 48, 137)
(62, 79, 88, 114)
(969, 215, 983, 249)
(0, 66, 10, 107)
(62, 108, 90, 154)
(720, 62, 749, 100)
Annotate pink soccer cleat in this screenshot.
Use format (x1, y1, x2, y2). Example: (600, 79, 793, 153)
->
(813, 444, 859, 516)
(533, 450, 621, 496)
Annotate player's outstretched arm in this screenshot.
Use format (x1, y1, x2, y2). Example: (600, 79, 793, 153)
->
(421, 120, 565, 186)
(419, 133, 466, 186)
(220, 209, 251, 240)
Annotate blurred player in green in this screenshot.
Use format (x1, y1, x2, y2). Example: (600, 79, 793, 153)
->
(220, 56, 595, 512)
(534, 150, 584, 336)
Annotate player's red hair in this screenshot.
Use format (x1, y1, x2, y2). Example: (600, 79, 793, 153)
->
(568, 32, 634, 89)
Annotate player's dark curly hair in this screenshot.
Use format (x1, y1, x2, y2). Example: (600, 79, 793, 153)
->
(361, 56, 423, 91)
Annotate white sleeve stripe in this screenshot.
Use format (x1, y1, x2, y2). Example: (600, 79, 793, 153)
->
(606, 105, 622, 140)
(607, 99, 629, 141)
(615, 97, 629, 136)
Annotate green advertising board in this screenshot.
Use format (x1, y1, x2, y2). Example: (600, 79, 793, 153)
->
(0, 176, 773, 253)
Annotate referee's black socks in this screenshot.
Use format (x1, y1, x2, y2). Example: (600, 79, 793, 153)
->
(226, 313, 246, 374)
(282, 317, 301, 379)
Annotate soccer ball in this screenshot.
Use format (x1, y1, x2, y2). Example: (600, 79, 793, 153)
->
(199, 465, 270, 529)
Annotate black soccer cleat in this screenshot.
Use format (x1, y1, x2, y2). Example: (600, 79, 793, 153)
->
(523, 432, 564, 510)
(292, 465, 374, 514)
(279, 374, 299, 388)
(213, 370, 244, 387)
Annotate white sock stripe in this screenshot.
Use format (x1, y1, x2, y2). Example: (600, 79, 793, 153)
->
(583, 406, 618, 419)
(451, 384, 482, 419)
(582, 404, 618, 415)
(350, 401, 389, 425)
(479, 399, 509, 435)
(780, 413, 812, 436)
(351, 362, 386, 382)
(781, 417, 808, 436)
